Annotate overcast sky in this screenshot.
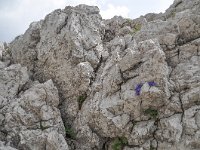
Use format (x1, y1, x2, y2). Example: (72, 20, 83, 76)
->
(0, 0, 174, 42)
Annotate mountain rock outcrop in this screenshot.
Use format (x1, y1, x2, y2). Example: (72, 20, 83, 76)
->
(0, 0, 200, 149)
(0, 63, 68, 150)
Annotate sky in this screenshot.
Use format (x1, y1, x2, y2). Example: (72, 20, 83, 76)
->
(0, 0, 174, 42)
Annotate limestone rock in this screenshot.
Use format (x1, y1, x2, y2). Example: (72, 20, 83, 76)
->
(9, 5, 104, 125)
(0, 63, 68, 150)
(2, 0, 200, 149)
(0, 42, 3, 60)
(0, 141, 18, 150)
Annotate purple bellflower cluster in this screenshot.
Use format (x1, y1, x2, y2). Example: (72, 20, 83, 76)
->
(135, 83, 143, 96)
(148, 81, 157, 87)
(135, 81, 157, 96)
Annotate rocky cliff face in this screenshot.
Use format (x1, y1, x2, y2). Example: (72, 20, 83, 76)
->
(0, 0, 200, 149)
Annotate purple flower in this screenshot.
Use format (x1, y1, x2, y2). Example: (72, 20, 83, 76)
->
(148, 81, 157, 87)
(135, 83, 143, 95)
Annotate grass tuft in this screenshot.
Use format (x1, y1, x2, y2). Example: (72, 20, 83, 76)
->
(144, 108, 158, 119)
(77, 94, 87, 110)
(112, 137, 128, 150)
(65, 126, 76, 139)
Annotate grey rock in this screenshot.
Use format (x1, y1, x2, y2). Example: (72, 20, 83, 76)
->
(0, 42, 3, 60)
(0, 141, 18, 150)
(10, 5, 104, 125)
(0, 64, 68, 149)
(2, 0, 200, 149)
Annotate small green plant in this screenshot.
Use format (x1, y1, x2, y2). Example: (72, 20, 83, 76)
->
(65, 126, 76, 139)
(4, 47, 11, 56)
(132, 23, 142, 34)
(194, 100, 200, 105)
(150, 144, 156, 150)
(112, 137, 128, 150)
(120, 137, 128, 145)
(135, 23, 142, 31)
(77, 93, 87, 110)
(144, 108, 158, 119)
(132, 121, 136, 127)
(171, 12, 176, 18)
(168, 11, 176, 19)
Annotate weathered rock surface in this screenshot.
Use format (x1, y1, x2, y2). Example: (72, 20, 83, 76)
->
(1, 0, 200, 149)
(0, 141, 18, 150)
(0, 58, 68, 149)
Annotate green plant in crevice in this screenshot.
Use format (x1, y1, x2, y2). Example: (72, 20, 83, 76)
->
(135, 23, 142, 31)
(194, 100, 200, 105)
(144, 108, 158, 119)
(150, 144, 156, 150)
(7, 48, 11, 55)
(65, 126, 76, 139)
(132, 23, 142, 34)
(168, 11, 176, 19)
(171, 12, 176, 18)
(132, 121, 136, 127)
(112, 137, 128, 150)
(77, 93, 87, 110)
